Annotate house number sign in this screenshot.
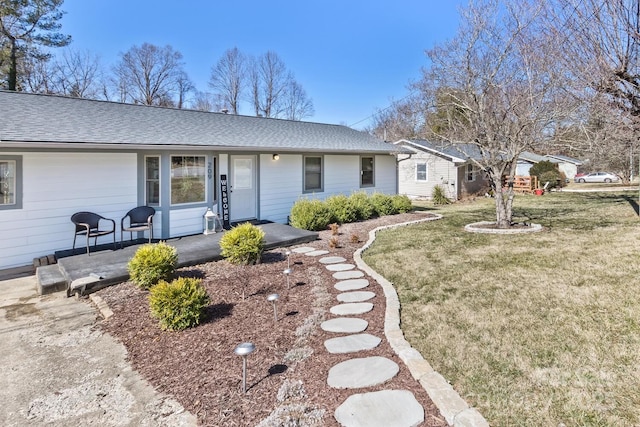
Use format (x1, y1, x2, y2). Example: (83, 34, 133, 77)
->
(220, 174, 230, 229)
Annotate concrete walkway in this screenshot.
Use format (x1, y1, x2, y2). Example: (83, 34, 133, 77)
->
(0, 276, 197, 426)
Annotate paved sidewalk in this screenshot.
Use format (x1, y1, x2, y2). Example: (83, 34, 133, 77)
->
(0, 276, 197, 427)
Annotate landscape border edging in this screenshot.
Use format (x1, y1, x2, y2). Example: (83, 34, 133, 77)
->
(353, 213, 490, 427)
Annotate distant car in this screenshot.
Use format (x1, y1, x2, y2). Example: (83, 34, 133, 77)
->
(574, 172, 619, 183)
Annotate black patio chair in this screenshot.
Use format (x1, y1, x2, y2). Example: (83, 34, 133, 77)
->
(120, 206, 155, 248)
(71, 211, 116, 255)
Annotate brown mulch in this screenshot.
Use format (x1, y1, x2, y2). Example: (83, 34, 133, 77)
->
(95, 213, 448, 426)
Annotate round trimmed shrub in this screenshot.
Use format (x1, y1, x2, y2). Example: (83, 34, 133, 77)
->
(149, 277, 210, 331)
(128, 242, 178, 289)
(370, 193, 396, 216)
(219, 222, 265, 265)
(348, 191, 375, 220)
(289, 198, 333, 231)
(392, 194, 413, 213)
(325, 194, 358, 224)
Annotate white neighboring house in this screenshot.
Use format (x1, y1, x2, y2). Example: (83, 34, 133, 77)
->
(394, 139, 487, 201)
(544, 154, 583, 180)
(0, 91, 403, 270)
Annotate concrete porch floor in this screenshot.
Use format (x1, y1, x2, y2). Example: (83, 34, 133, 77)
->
(35, 222, 318, 295)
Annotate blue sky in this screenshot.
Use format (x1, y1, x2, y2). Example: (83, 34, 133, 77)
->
(59, 1, 463, 129)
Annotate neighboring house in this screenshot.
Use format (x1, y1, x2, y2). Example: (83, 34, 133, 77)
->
(394, 139, 487, 201)
(544, 154, 583, 180)
(0, 91, 402, 270)
(516, 151, 557, 176)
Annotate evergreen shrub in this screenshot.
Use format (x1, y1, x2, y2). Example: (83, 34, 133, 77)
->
(128, 242, 178, 289)
(289, 199, 333, 231)
(149, 277, 210, 331)
(219, 222, 265, 265)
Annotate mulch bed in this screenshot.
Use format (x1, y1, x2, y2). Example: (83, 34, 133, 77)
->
(95, 212, 448, 426)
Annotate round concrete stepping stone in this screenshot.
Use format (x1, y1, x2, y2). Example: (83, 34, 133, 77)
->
(337, 291, 375, 303)
(333, 270, 364, 280)
(328, 356, 399, 389)
(324, 333, 381, 354)
(305, 250, 330, 256)
(330, 302, 373, 315)
(292, 246, 315, 253)
(334, 279, 369, 291)
(321, 317, 368, 333)
(334, 389, 424, 427)
(319, 256, 347, 264)
(326, 263, 356, 272)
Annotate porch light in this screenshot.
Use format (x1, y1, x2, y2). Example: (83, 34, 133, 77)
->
(272, 154, 280, 161)
(204, 208, 217, 235)
(234, 342, 256, 393)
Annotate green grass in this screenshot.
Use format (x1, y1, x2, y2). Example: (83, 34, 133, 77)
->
(363, 191, 640, 426)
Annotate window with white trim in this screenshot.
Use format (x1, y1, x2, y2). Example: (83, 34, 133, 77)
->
(416, 162, 427, 181)
(304, 155, 323, 192)
(170, 155, 206, 205)
(360, 156, 375, 187)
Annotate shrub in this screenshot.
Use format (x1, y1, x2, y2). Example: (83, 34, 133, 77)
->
(539, 170, 566, 189)
(128, 242, 178, 289)
(219, 222, 265, 265)
(289, 198, 333, 231)
(392, 194, 413, 213)
(325, 194, 358, 224)
(370, 193, 396, 216)
(432, 185, 451, 205)
(348, 191, 375, 220)
(149, 277, 210, 331)
(329, 223, 339, 235)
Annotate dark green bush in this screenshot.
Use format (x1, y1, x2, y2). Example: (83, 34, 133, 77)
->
(127, 242, 178, 289)
(149, 277, 210, 331)
(539, 170, 566, 189)
(392, 194, 413, 213)
(289, 198, 333, 231)
(370, 193, 396, 216)
(325, 194, 358, 224)
(432, 185, 451, 205)
(348, 191, 375, 220)
(219, 222, 265, 265)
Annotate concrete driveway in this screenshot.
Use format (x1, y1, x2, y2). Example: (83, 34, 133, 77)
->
(0, 276, 196, 427)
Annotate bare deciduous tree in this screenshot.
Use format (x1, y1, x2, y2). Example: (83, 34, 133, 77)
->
(367, 96, 426, 141)
(282, 80, 314, 121)
(111, 43, 187, 106)
(209, 47, 245, 114)
(416, 0, 569, 227)
(0, 0, 70, 90)
(249, 51, 292, 118)
(49, 48, 103, 98)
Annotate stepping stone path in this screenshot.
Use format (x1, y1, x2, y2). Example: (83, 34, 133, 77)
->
(297, 245, 426, 426)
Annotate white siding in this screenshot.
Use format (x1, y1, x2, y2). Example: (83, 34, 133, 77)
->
(259, 153, 398, 224)
(0, 152, 137, 269)
(169, 207, 207, 237)
(398, 149, 458, 199)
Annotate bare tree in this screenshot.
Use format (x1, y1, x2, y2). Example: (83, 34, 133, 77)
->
(175, 70, 193, 109)
(0, 0, 70, 90)
(49, 48, 103, 98)
(367, 96, 426, 141)
(282, 80, 314, 120)
(248, 51, 292, 118)
(415, 0, 569, 227)
(209, 47, 245, 114)
(111, 43, 187, 106)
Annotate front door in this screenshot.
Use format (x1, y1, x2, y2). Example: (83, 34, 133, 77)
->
(229, 155, 257, 221)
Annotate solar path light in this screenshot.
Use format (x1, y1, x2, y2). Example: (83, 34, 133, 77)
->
(267, 293, 280, 322)
(234, 342, 256, 393)
(283, 268, 292, 289)
(285, 250, 292, 269)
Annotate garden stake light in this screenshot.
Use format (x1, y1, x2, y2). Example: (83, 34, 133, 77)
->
(285, 250, 292, 269)
(283, 268, 292, 289)
(267, 293, 279, 322)
(234, 342, 256, 393)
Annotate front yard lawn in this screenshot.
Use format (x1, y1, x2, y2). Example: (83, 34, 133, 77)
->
(363, 191, 640, 426)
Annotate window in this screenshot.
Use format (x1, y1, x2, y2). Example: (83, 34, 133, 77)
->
(145, 156, 160, 206)
(0, 156, 21, 210)
(466, 163, 475, 182)
(416, 162, 427, 181)
(304, 156, 323, 192)
(360, 156, 374, 187)
(171, 155, 206, 205)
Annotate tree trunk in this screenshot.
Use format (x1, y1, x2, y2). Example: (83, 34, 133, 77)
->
(8, 37, 17, 91)
(492, 175, 514, 228)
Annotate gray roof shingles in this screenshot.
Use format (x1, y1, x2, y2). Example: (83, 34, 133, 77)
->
(0, 91, 400, 154)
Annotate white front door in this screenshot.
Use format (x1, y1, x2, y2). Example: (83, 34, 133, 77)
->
(229, 155, 257, 221)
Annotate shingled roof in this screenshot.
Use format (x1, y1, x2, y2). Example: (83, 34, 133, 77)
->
(0, 91, 400, 154)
